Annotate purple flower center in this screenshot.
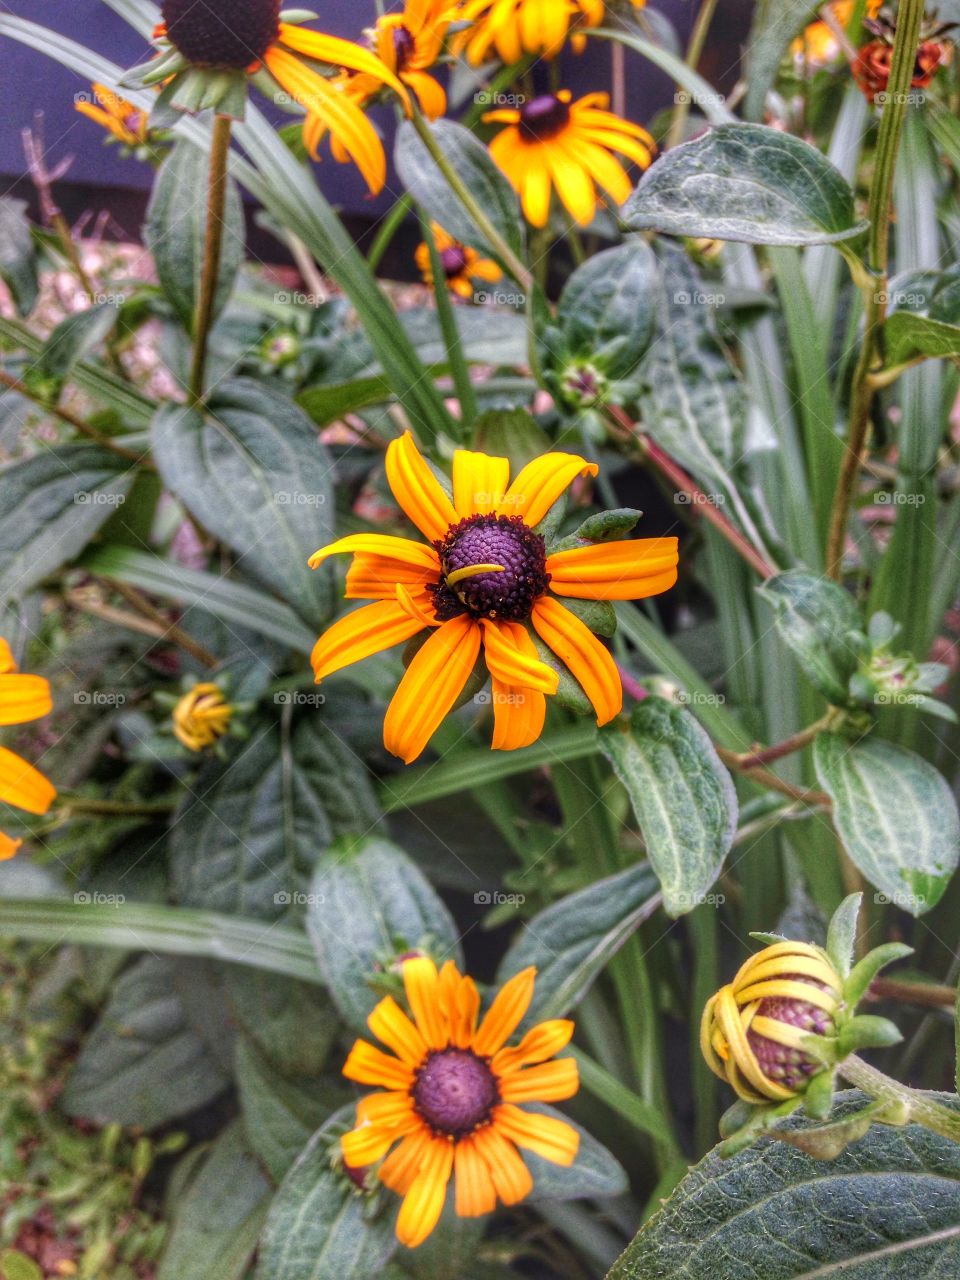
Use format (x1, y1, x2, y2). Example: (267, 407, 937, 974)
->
(432, 514, 550, 622)
(519, 94, 571, 143)
(413, 1049, 499, 1136)
(747, 975, 836, 1091)
(440, 245, 470, 278)
(392, 25, 416, 71)
(162, 0, 281, 68)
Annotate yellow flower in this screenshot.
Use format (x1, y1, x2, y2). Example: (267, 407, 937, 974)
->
(341, 956, 580, 1248)
(75, 83, 150, 148)
(415, 223, 502, 298)
(453, 0, 646, 63)
(700, 941, 842, 1104)
(308, 433, 678, 763)
(149, 0, 414, 194)
(0, 637, 56, 860)
(172, 682, 233, 752)
(370, 0, 452, 119)
(791, 0, 882, 68)
(484, 91, 655, 227)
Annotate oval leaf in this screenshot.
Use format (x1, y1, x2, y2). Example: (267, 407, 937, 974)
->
(553, 240, 658, 379)
(758, 570, 863, 704)
(814, 733, 960, 915)
(623, 124, 868, 246)
(0, 197, 38, 316)
(600, 698, 737, 918)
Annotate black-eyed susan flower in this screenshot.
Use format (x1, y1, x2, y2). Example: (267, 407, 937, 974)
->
(791, 0, 882, 69)
(415, 222, 502, 299)
(341, 956, 579, 1248)
(852, 10, 954, 103)
(0, 638, 56, 860)
(75, 83, 151, 149)
(484, 91, 655, 227)
(171, 682, 233, 752)
(126, 0, 412, 194)
(453, 0, 646, 63)
(308, 433, 678, 763)
(369, 0, 452, 119)
(700, 941, 842, 1104)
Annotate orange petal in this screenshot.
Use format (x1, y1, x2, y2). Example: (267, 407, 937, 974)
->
(498, 1058, 579, 1103)
(484, 621, 551, 750)
(501, 453, 598, 526)
(453, 450, 510, 518)
(385, 432, 458, 542)
(492, 1104, 580, 1166)
(472, 1124, 533, 1205)
(0, 747, 55, 816)
(311, 600, 425, 682)
(492, 1020, 575, 1074)
(0, 673, 53, 726)
(481, 620, 559, 695)
(309, 533, 439, 573)
(0, 639, 17, 674)
(472, 967, 536, 1057)
(379, 1126, 433, 1194)
(368, 995, 429, 1066)
(342, 1039, 414, 1090)
(356, 1091, 419, 1128)
(342, 1120, 404, 1165)
(454, 1134, 498, 1217)
(396, 1136, 455, 1248)
(395, 583, 438, 629)
(0, 831, 22, 860)
(275, 23, 411, 111)
(531, 598, 622, 726)
(438, 962, 481, 1049)
(383, 615, 481, 764)
(345, 555, 437, 601)
(546, 538, 679, 600)
(402, 956, 448, 1050)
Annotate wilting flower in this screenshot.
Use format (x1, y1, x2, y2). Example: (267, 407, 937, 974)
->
(484, 91, 655, 227)
(453, 0, 646, 63)
(791, 0, 882, 69)
(701, 941, 842, 1103)
(309, 433, 678, 762)
(75, 83, 150, 149)
(0, 638, 56, 860)
(853, 10, 954, 103)
(415, 222, 502, 298)
(341, 956, 579, 1248)
(172, 682, 233, 752)
(129, 0, 412, 193)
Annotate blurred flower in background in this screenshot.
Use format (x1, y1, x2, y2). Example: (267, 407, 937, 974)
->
(415, 222, 502, 297)
(0, 638, 56, 860)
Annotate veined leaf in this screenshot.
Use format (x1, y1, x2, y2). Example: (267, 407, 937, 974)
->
(814, 733, 960, 916)
(884, 311, 960, 366)
(758, 570, 862, 704)
(623, 124, 868, 246)
(600, 698, 737, 918)
(552, 240, 658, 380)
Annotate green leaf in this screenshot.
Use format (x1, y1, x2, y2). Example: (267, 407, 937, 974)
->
(552, 240, 657, 379)
(307, 835, 461, 1031)
(235, 1037, 338, 1183)
(255, 1106, 399, 1280)
(825, 892, 862, 978)
(524, 1105, 628, 1203)
(471, 407, 552, 471)
(158, 1121, 271, 1280)
(758, 570, 863, 704)
(609, 1093, 960, 1279)
(600, 698, 737, 918)
(814, 733, 960, 915)
(0, 444, 136, 604)
(884, 311, 960, 366)
(146, 137, 244, 330)
(171, 717, 382, 921)
(0, 1251, 43, 1280)
(151, 379, 334, 628)
(225, 967, 339, 1078)
(623, 124, 868, 246)
(35, 303, 119, 391)
(0, 197, 38, 315)
(62, 956, 229, 1128)
(743, 0, 818, 122)
(394, 118, 523, 264)
(497, 863, 661, 1022)
(636, 245, 747, 489)
(844, 941, 914, 1008)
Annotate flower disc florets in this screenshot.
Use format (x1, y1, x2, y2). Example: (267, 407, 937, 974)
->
(413, 1048, 500, 1136)
(518, 94, 571, 142)
(432, 514, 550, 622)
(161, 0, 281, 69)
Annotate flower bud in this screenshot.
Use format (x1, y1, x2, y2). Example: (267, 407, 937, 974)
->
(700, 941, 842, 1103)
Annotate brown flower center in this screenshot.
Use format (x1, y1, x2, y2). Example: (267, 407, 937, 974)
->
(161, 0, 280, 69)
(518, 94, 571, 143)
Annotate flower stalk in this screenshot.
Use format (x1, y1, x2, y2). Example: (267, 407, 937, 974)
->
(838, 1053, 960, 1144)
(188, 113, 233, 405)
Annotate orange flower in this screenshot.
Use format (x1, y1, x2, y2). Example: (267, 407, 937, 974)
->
(75, 83, 150, 148)
(0, 637, 56, 859)
(308, 434, 678, 762)
(342, 956, 580, 1248)
(791, 1, 882, 68)
(414, 223, 502, 298)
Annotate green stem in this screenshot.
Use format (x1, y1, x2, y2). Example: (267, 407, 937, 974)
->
(825, 0, 926, 578)
(188, 113, 233, 405)
(419, 215, 478, 433)
(367, 193, 414, 272)
(409, 106, 532, 291)
(838, 1053, 960, 1144)
(58, 796, 176, 817)
(666, 0, 720, 150)
(571, 1048, 682, 1153)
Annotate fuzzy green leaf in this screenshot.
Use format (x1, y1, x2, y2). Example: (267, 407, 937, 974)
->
(552, 240, 657, 379)
(759, 570, 863, 703)
(884, 311, 960, 366)
(0, 197, 38, 316)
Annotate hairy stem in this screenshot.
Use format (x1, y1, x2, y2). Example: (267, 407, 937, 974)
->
(838, 1053, 960, 1144)
(188, 113, 233, 405)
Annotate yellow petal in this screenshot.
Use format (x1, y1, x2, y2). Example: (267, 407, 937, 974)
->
(454, 1134, 498, 1217)
(493, 1019, 575, 1074)
(379, 1126, 433, 1194)
(342, 1039, 414, 1090)
(0, 638, 17, 674)
(311, 600, 426, 682)
(396, 1136, 455, 1249)
(0, 747, 55, 816)
(492, 1103, 580, 1165)
(0, 831, 22, 860)
(453, 450, 510, 518)
(383, 615, 481, 764)
(385, 432, 459, 542)
(546, 538, 679, 600)
(402, 955, 448, 1050)
(501, 453, 598, 526)
(531, 598, 622, 725)
(0, 673, 53, 726)
(481, 620, 559, 695)
(309, 533, 439, 573)
(275, 23, 412, 112)
(342, 1120, 404, 1165)
(368, 995, 429, 1066)
(472, 1124, 533, 1204)
(498, 1058, 579, 1103)
(472, 966, 536, 1057)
